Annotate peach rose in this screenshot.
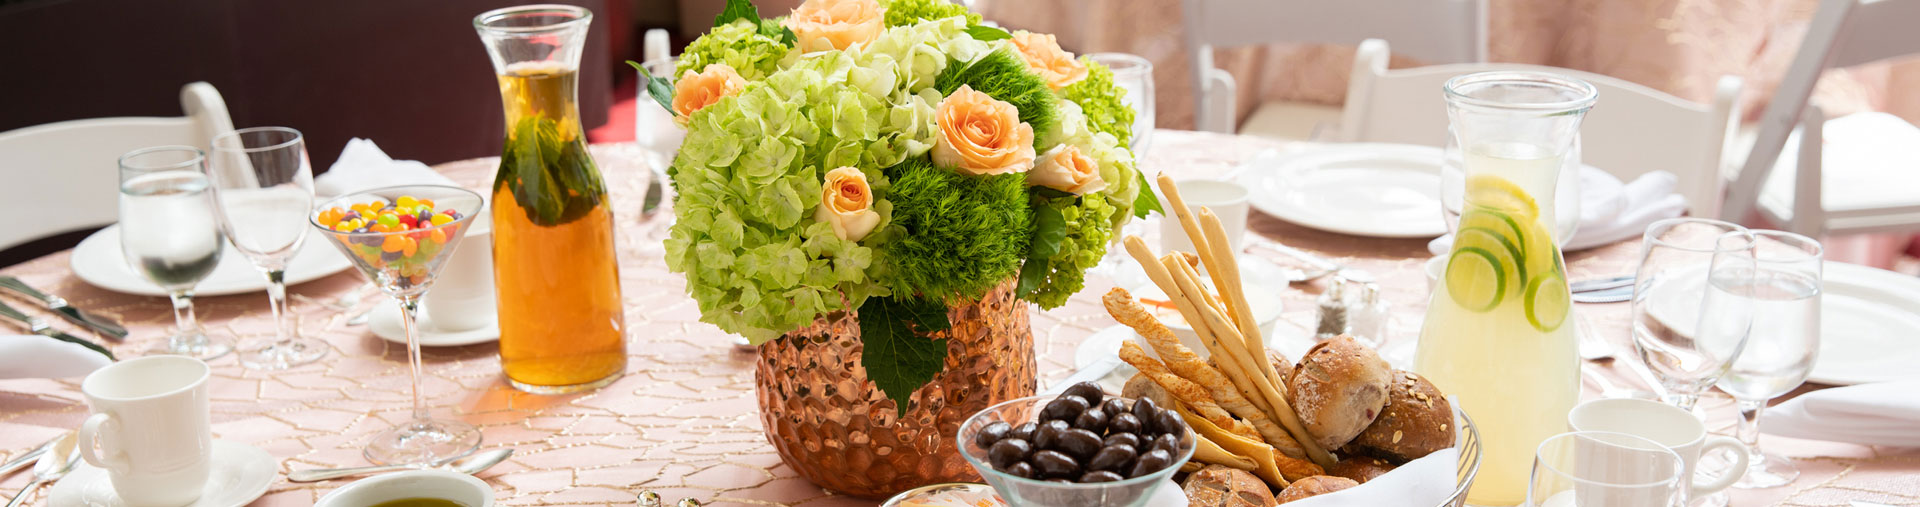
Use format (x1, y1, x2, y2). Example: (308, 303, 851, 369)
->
(816, 167, 882, 242)
(671, 63, 747, 119)
(784, 0, 884, 53)
(932, 85, 1036, 176)
(1010, 31, 1087, 91)
(1028, 145, 1106, 195)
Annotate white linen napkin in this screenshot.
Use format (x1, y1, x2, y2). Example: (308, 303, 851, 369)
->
(313, 138, 457, 198)
(1762, 380, 1920, 447)
(1282, 447, 1461, 506)
(1429, 167, 1687, 254)
(0, 334, 111, 379)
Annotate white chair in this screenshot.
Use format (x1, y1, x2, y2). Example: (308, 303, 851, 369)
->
(1720, 0, 1920, 236)
(0, 82, 234, 251)
(1340, 39, 1743, 218)
(1182, 0, 1488, 135)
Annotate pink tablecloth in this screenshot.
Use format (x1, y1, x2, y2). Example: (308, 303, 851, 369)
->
(1, 131, 1913, 505)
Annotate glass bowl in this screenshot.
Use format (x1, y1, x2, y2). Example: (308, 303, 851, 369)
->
(958, 394, 1194, 507)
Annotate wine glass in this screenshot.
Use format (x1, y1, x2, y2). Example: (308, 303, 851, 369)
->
(117, 146, 232, 360)
(311, 185, 484, 465)
(1630, 218, 1757, 411)
(207, 127, 327, 370)
(1529, 431, 1686, 506)
(1715, 230, 1822, 488)
(635, 56, 684, 235)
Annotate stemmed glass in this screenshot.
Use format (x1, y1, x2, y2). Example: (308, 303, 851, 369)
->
(117, 146, 232, 360)
(206, 127, 327, 369)
(1630, 218, 1758, 411)
(1087, 52, 1155, 276)
(311, 185, 484, 465)
(636, 57, 685, 236)
(1529, 431, 1687, 506)
(1715, 230, 1822, 488)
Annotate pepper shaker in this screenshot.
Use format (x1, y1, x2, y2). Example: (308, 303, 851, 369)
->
(1314, 278, 1350, 341)
(1349, 284, 1391, 347)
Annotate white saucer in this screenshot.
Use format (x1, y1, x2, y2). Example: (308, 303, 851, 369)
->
(368, 303, 500, 347)
(49, 439, 276, 507)
(70, 225, 352, 297)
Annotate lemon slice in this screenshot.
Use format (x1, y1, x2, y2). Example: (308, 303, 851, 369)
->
(1464, 174, 1539, 218)
(1526, 272, 1570, 332)
(1445, 247, 1506, 312)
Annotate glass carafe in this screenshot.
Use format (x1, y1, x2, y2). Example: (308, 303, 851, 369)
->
(1414, 71, 1594, 506)
(476, 5, 627, 393)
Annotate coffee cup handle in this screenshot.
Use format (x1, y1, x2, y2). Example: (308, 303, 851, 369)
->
(77, 412, 131, 475)
(1693, 435, 1750, 495)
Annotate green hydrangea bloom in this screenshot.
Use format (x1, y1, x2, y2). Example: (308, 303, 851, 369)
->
(880, 0, 981, 27)
(1025, 193, 1116, 309)
(1039, 101, 1141, 227)
(871, 156, 1031, 303)
(1061, 58, 1135, 148)
(676, 19, 790, 82)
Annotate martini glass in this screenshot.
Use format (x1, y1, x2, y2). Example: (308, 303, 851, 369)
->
(311, 184, 483, 466)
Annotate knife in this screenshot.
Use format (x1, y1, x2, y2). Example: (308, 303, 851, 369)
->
(0, 276, 127, 340)
(0, 300, 114, 360)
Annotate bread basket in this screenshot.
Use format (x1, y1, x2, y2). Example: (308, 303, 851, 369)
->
(1441, 410, 1483, 507)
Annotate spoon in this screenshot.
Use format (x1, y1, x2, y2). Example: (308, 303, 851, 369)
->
(287, 448, 513, 482)
(4, 432, 78, 507)
(0, 436, 59, 478)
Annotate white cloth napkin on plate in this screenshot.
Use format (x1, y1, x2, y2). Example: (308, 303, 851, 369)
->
(1763, 380, 1920, 447)
(1282, 447, 1460, 506)
(0, 334, 111, 379)
(1430, 167, 1687, 254)
(313, 138, 456, 198)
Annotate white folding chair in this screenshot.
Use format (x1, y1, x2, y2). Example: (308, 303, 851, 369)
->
(0, 82, 234, 251)
(1720, 0, 1920, 236)
(1340, 39, 1743, 218)
(1182, 0, 1488, 135)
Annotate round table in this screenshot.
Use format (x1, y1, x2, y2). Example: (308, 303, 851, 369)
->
(0, 130, 1910, 505)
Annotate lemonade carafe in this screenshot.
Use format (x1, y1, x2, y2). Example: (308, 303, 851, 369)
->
(1415, 71, 1596, 506)
(476, 5, 628, 393)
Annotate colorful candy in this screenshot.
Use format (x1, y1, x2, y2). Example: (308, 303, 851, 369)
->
(314, 194, 464, 277)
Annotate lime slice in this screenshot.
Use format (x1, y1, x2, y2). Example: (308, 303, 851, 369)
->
(1453, 226, 1526, 298)
(1458, 209, 1529, 260)
(1526, 272, 1570, 332)
(1445, 247, 1506, 312)
(1464, 174, 1540, 218)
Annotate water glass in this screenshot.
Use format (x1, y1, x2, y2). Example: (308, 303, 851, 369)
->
(1529, 431, 1686, 507)
(117, 146, 232, 360)
(1087, 52, 1154, 156)
(1714, 230, 1822, 488)
(207, 126, 326, 370)
(1630, 218, 1756, 411)
(636, 57, 684, 228)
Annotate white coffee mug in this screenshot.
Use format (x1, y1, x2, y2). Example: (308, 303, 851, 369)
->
(78, 355, 212, 507)
(1568, 398, 1748, 500)
(1160, 179, 1250, 255)
(425, 212, 495, 332)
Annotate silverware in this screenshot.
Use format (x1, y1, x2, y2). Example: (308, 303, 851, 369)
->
(0, 276, 126, 340)
(4, 433, 78, 507)
(0, 437, 56, 478)
(1568, 275, 1633, 294)
(1571, 285, 1633, 304)
(344, 307, 374, 326)
(1245, 241, 1372, 284)
(287, 448, 513, 482)
(0, 301, 114, 360)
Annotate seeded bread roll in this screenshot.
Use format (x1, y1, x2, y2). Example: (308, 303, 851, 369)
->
(1273, 475, 1358, 503)
(1285, 336, 1392, 450)
(1183, 465, 1280, 507)
(1350, 370, 1456, 462)
(1325, 455, 1397, 484)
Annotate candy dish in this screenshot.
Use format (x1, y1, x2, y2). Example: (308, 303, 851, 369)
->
(47, 439, 275, 507)
(959, 392, 1194, 507)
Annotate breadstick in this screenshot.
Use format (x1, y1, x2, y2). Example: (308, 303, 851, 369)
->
(1116, 341, 1242, 433)
(1105, 288, 1294, 453)
(1190, 432, 1260, 472)
(1201, 210, 1291, 398)
(1155, 174, 1242, 325)
(1157, 257, 1274, 417)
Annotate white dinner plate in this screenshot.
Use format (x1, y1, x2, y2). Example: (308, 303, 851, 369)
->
(49, 439, 276, 507)
(1808, 262, 1920, 385)
(368, 303, 500, 347)
(1236, 143, 1449, 238)
(69, 225, 352, 297)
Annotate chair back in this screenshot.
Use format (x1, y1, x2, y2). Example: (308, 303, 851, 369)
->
(1721, 0, 1920, 223)
(0, 82, 234, 250)
(1341, 39, 1743, 218)
(1182, 0, 1488, 132)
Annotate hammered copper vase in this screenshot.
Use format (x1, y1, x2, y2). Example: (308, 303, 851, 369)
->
(755, 281, 1037, 499)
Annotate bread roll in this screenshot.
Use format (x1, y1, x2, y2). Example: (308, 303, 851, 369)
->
(1183, 465, 1280, 507)
(1286, 336, 1392, 450)
(1122, 372, 1178, 410)
(1273, 475, 1358, 503)
(1326, 455, 1396, 483)
(1267, 350, 1294, 386)
(1350, 370, 1456, 462)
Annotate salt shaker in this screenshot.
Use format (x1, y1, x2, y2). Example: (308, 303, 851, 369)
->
(1314, 278, 1350, 341)
(1349, 284, 1391, 347)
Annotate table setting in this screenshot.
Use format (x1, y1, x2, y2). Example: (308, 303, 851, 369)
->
(3, 0, 1920, 506)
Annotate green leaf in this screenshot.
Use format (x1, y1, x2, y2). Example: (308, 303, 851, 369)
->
(1017, 204, 1067, 298)
(859, 296, 952, 417)
(965, 24, 1011, 41)
(715, 0, 760, 27)
(627, 61, 679, 116)
(1132, 169, 1164, 218)
(758, 18, 798, 47)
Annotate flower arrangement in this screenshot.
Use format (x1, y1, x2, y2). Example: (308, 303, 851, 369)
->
(638, 0, 1160, 411)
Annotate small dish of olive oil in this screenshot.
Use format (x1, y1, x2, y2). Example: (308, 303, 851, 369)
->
(370, 499, 467, 507)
